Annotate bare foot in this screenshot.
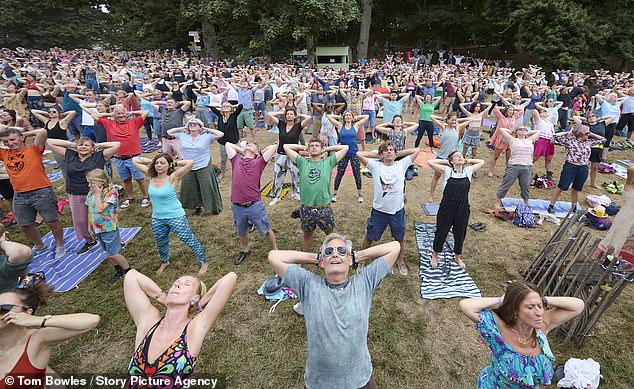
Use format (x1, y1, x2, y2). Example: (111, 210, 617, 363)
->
(590, 183, 600, 189)
(198, 262, 208, 275)
(217, 172, 225, 180)
(426, 196, 434, 204)
(487, 171, 494, 178)
(455, 257, 466, 269)
(157, 262, 169, 275)
(430, 252, 439, 268)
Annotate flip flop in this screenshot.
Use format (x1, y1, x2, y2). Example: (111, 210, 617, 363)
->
(469, 222, 486, 231)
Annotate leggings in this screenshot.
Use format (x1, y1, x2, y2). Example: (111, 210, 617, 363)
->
(604, 122, 616, 148)
(415, 120, 435, 148)
(334, 156, 362, 191)
(151, 215, 207, 264)
(68, 194, 92, 241)
(616, 113, 634, 136)
(144, 117, 153, 139)
(272, 154, 300, 198)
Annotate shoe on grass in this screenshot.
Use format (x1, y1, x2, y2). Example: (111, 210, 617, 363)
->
(293, 302, 304, 316)
(120, 199, 132, 209)
(234, 251, 250, 265)
(331, 194, 337, 203)
(269, 197, 280, 206)
(358, 194, 364, 203)
(141, 197, 151, 207)
(108, 267, 126, 285)
(397, 262, 408, 276)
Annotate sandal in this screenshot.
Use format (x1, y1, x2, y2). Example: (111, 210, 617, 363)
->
(469, 222, 487, 231)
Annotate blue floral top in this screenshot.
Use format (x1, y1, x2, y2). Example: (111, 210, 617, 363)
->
(477, 309, 554, 388)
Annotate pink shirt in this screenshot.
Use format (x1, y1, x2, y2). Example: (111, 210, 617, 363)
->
(230, 154, 268, 203)
(508, 138, 534, 166)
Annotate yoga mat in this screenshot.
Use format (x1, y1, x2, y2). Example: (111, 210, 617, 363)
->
(43, 159, 57, 168)
(140, 138, 161, 153)
(415, 222, 481, 300)
(501, 198, 580, 219)
(610, 163, 628, 179)
(47, 170, 63, 182)
(421, 203, 439, 216)
(618, 160, 634, 167)
(267, 126, 279, 133)
(332, 163, 354, 177)
(260, 180, 291, 199)
(28, 227, 141, 292)
(414, 149, 437, 169)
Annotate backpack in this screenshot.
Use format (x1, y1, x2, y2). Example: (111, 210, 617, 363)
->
(585, 212, 612, 230)
(513, 204, 535, 228)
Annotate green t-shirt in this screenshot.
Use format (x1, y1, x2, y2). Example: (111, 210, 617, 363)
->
(419, 102, 435, 121)
(295, 154, 338, 206)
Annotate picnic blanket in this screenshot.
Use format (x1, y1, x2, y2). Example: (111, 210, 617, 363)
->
(618, 160, 634, 167)
(413, 149, 437, 169)
(421, 203, 440, 216)
(27, 227, 141, 292)
(140, 138, 162, 153)
(610, 163, 628, 179)
(43, 159, 58, 168)
(47, 169, 63, 182)
(415, 222, 481, 300)
(501, 198, 579, 218)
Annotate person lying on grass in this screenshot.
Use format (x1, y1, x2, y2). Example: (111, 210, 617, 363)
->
(268, 234, 400, 389)
(124, 270, 237, 388)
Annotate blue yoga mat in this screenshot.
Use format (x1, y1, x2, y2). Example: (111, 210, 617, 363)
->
(421, 203, 440, 216)
(43, 159, 57, 168)
(47, 170, 63, 182)
(415, 222, 481, 300)
(28, 227, 141, 292)
(501, 198, 580, 218)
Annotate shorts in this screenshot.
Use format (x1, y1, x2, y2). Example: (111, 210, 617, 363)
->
(113, 156, 145, 181)
(13, 187, 59, 226)
(0, 179, 14, 201)
(300, 204, 335, 233)
(589, 148, 602, 163)
(558, 162, 588, 192)
(97, 229, 122, 256)
(231, 200, 271, 236)
(365, 207, 406, 242)
(254, 102, 266, 112)
(357, 126, 366, 141)
(237, 108, 255, 129)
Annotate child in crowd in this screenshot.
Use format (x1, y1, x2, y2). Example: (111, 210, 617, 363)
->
(86, 169, 130, 285)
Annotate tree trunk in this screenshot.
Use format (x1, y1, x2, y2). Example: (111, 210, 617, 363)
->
(201, 17, 218, 59)
(356, 0, 373, 60)
(306, 34, 316, 66)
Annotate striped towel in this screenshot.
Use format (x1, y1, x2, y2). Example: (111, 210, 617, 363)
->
(140, 138, 162, 153)
(415, 222, 481, 299)
(27, 227, 141, 292)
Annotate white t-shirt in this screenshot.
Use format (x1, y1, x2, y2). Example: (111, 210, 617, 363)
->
(442, 165, 473, 192)
(366, 157, 413, 215)
(80, 99, 96, 126)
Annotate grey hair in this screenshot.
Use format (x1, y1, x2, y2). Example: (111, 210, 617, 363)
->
(321, 233, 353, 254)
(572, 124, 589, 137)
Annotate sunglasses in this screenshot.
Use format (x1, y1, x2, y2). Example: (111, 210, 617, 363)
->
(0, 304, 29, 313)
(324, 246, 348, 256)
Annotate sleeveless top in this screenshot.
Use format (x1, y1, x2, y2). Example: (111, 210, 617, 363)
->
(127, 320, 197, 389)
(477, 309, 554, 389)
(320, 114, 338, 147)
(388, 128, 406, 151)
(508, 138, 534, 166)
(277, 120, 303, 155)
(0, 336, 46, 389)
(46, 120, 67, 140)
(339, 124, 358, 156)
(148, 178, 185, 219)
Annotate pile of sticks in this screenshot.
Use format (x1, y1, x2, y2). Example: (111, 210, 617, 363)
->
(524, 209, 634, 345)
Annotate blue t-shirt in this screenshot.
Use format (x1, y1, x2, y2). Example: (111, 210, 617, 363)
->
(339, 124, 358, 156)
(62, 90, 82, 114)
(283, 257, 392, 389)
(380, 96, 408, 123)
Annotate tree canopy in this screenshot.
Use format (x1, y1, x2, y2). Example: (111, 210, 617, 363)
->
(1, 0, 632, 71)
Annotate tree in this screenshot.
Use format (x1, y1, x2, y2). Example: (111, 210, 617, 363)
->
(356, 0, 373, 60)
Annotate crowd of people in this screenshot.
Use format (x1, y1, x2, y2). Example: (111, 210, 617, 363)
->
(1, 46, 632, 388)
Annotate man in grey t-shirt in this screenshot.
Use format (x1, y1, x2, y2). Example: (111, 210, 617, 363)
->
(0, 228, 33, 293)
(268, 234, 400, 389)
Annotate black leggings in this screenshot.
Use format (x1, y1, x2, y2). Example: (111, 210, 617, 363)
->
(605, 122, 616, 147)
(415, 120, 435, 148)
(616, 113, 634, 137)
(334, 156, 362, 191)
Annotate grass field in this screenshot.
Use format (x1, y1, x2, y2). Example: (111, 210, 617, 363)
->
(13, 115, 634, 388)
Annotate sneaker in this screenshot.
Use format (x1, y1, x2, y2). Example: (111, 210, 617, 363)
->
(54, 246, 67, 260)
(547, 205, 555, 214)
(120, 199, 132, 209)
(293, 302, 304, 316)
(234, 251, 250, 265)
(269, 197, 280, 206)
(291, 193, 301, 201)
(77, 240, 98, 254)
(194, 207, 202, 216)
(357, 194, 363, 203)
(108, 268, 125, 285)
(248, 221, 255, 232)
(331, 194, 338, 203)
(141, 197, 151, 208)
(397, 262, 408, 276)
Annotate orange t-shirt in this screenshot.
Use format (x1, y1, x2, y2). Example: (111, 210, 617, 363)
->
(0, 145, 51, 193)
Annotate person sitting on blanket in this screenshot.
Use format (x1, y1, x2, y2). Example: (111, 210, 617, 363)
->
(459, 281, 584, 389)
(268, 234, 400, 389)
(225, 141, 279, 265)
(86, 169, 131, 285)
(357, 141, 420, 276)
(428, 152, 485, 269)
(0, 273, 100, 387)
(0, 224, 32, 293)
(0, 127, 67, 259)
(547, 124, 605, 214)
(123, 269, 236, 388)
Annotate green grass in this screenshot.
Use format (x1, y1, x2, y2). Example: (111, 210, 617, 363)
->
(13, 129, 634, 388)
